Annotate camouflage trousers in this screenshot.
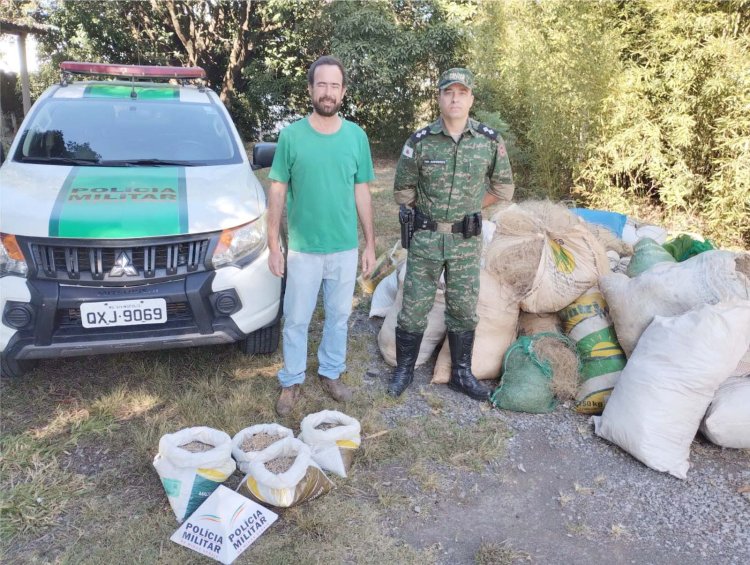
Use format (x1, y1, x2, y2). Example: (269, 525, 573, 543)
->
(397, 232, 481, 333)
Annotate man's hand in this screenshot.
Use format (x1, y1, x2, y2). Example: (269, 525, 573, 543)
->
(268, 249, 285, 277)
(361, 244, 376, 279)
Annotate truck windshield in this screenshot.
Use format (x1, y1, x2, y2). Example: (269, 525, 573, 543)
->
(14, 95, 242, 166)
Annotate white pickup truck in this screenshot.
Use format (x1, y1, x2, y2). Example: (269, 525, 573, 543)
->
(0, 62, 281, 378)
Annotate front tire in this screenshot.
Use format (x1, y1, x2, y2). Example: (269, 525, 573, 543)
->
(1, 354, 36, 379)
(239, 318, 281, 355)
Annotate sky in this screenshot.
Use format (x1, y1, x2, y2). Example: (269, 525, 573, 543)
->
(0, 34, 40, 74)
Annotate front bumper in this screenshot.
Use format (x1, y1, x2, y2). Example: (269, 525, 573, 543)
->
(1, 248, 281, 362)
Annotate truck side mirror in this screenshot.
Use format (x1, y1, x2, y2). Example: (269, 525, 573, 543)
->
(252, 142, 276, 170)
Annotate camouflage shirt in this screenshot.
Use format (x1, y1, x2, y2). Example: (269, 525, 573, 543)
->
(393, 117, 514, 221)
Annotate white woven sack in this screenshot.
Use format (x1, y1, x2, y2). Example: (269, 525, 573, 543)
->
(298, 410, 361, 478)
(593, 301, 750, 479)
(599, 250, 750, 357)
(700, 376, 750, 449)
(153, 426, 236, 522)
(732, 345, 750, 377)
(231, 424, 294, 474)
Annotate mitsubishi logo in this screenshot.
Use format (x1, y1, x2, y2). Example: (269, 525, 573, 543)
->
(109, 251, 138, 277)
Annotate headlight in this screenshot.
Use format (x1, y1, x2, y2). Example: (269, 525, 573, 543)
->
(0, 233, 28, 277)
(211, 216, 267, 268)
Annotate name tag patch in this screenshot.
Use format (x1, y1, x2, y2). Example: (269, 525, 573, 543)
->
(423, 159, 446, 165)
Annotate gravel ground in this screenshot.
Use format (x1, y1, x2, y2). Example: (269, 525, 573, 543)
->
(364, 316, 750, 564)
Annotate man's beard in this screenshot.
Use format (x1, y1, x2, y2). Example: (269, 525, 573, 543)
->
(312, 96, 342, 117)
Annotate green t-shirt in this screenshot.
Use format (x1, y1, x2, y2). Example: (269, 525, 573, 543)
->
(269, 117, 375, 253)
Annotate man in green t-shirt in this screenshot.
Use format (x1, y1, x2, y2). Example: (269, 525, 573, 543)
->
(267, 55, 376, 416)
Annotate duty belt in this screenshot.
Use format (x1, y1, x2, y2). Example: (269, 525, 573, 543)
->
(414, 210, 482, 238)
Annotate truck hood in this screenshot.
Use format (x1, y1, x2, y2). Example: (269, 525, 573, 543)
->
(0, 161, 267, 239)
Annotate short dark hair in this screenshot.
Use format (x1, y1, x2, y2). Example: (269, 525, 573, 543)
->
(307, 56, 347, 88)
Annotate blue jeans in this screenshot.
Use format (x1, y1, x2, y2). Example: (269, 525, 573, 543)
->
(277, 248, 358, 388)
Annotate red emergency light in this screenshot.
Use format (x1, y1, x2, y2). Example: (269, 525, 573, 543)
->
(59, 61, 206, 80)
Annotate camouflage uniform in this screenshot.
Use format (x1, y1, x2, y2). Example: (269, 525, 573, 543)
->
(394, 117, 515, 333)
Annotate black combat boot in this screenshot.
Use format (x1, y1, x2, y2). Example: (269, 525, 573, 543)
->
(447, 330, 492, 401)
(387, 328, 424, 397)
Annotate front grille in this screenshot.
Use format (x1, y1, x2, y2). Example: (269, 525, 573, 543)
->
(29, 237, 212, 282)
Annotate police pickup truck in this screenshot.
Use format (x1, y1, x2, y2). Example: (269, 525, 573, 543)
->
(0, 62, 280, 378)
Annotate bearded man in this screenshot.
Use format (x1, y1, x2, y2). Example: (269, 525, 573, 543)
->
(266, 55, 376, 416)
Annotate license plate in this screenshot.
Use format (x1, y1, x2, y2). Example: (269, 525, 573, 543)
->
(80, 298, 167, 328)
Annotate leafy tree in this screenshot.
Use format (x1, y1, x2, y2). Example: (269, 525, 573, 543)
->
(20, 0, 469, 150)
(472, 0, 749, 247)
(575, 0, 750, 248)
(472, 0, 620, 199)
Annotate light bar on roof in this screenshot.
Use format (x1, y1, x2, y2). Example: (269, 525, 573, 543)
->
(59, 61, 206, 79)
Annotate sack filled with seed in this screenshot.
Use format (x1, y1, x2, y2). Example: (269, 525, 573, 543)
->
(231, 424, 294, 474)
(237, 437, 333, 508)
(298, 410, 361, 478)
(153, 426, 236, 522)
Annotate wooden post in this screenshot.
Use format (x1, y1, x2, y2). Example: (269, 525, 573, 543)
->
(17, 32, 31, 115)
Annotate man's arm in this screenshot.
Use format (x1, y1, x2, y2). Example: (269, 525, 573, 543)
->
(482, 192, 500, 208)
(394, 138, 419, 206)
(487, 137, 515, 205)
(267, 180, 287, 277)
(354, 182, 376, 278)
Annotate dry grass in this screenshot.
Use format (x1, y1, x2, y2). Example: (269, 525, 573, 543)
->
(475, 540, 531, 564)
(534, 336, 580, 401)
(0, 159, 516, 563)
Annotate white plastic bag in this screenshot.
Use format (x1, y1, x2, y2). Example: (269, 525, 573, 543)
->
(153, 426, 236, 522)
(171, 485, 277, 564)
(231, 424, 294, 475)
(237, 437, 333, 508)
(593, 302, 750, 479)
(369, 270, 399, 318)
(700, 376, 750, 449)
(298, 410, 361, 478)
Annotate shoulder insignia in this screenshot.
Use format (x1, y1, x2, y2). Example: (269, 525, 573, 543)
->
(476, 123, 498, 141)
(410, 126, 431, 144)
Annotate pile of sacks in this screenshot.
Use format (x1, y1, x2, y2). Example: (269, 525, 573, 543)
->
(370, 200, 750, 479)
(153, 410, 361, 522)
(373, 201, 622, 409)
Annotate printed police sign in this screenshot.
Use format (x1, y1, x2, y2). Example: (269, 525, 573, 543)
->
(171, 485, 277, 564)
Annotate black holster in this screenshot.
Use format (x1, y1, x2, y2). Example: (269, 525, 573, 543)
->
(461, 212, 482, 238)
(399, 205, 415, 249)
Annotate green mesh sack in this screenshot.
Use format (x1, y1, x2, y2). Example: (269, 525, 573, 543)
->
(490, 334, 563, 414)
(626, 237, 676, 277)
(662, 234, 715, 262)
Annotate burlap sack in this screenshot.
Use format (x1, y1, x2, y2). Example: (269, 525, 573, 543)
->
(517, 312, 560, 336)
(487, 202, 610, 314)
(432, 270, 519, 383)
(378, 286, 446, 367)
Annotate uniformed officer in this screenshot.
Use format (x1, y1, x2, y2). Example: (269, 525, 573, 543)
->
(388, 67, 515, 399)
